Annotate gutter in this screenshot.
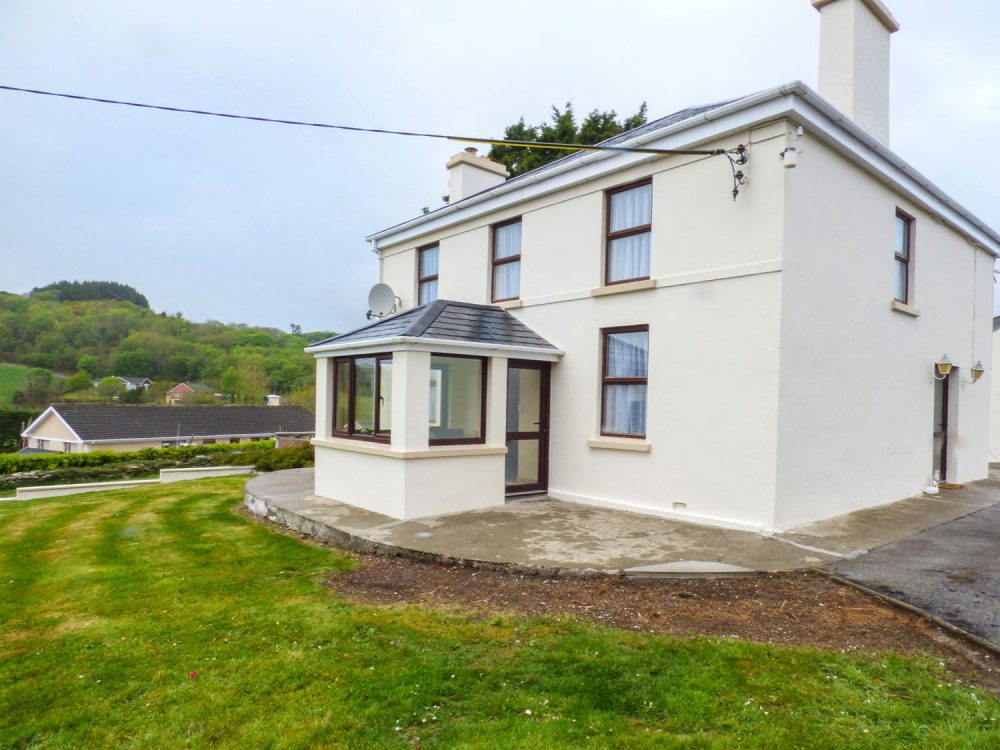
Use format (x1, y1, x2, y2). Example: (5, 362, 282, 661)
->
(305, 335, 564, 359)
(367, 81, 1000, 255)
(367, 84, 794, 250)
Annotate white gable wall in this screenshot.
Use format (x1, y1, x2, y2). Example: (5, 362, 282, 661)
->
(774, 133, 992, 529)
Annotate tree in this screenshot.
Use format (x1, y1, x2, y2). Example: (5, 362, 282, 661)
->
(114, 349, 155, 376)
(31, 280, 150, 308)
(96, 376, 125, 401)
(62, 371, 94, 394)
(77, 354, 99, 377)
(25, 368, 56, 405)
(121, 386, 146, 403)
(488, 102, 648, 177)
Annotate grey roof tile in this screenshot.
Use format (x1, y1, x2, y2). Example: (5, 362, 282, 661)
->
(44, 404, 315, 441)
(310, 300, 557, 351)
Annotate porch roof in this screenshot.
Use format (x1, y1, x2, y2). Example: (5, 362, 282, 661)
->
(305, 300, 561, 359)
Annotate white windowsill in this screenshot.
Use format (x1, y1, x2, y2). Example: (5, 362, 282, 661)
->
(590, 279, 657, 297)
(495, 299, 522, 309)
(587, 437, 652, 453)
(890, 299, 920, 317)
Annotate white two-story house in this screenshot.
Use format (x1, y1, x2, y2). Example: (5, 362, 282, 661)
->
(307, 0, 1000, 532)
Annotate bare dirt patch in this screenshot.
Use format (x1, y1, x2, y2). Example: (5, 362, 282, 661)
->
(238, 506, 1000, 693)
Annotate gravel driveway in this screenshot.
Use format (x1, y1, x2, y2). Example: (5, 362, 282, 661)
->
(832, 504, 1000, 646)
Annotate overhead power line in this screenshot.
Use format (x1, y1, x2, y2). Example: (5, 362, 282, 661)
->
(0, 83, 736, 158)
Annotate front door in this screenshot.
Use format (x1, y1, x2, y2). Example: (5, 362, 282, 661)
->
(933, 370, 951, 481)
(505, 361, 550, 494)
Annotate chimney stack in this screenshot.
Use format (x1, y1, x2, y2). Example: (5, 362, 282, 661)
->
(813, 0, 899, 144)
(445, 147, 509, 203)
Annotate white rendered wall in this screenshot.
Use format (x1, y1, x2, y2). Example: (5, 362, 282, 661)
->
(312, 349, 509, 519)
(774, 133, 992, 529)
(377, 126, 789, 529)
(315, 446, 408, 518)
(991, 329, 1000, 462)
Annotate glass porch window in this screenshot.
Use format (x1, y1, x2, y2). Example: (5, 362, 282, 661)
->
(332, 354, 392, 441)
(429, 354, 486, 444)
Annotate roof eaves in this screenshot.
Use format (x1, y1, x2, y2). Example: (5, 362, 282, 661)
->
(22, 405, 84, 443)
(365, 84, 799, 246)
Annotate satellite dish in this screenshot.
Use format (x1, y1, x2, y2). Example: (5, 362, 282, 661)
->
(367, 283, 397, 319)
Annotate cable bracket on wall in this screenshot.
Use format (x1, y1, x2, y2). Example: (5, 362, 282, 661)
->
(726, 144, 749, 201)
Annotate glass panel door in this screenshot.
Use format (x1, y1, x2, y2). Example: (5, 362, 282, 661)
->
(505, 361, 549, 494)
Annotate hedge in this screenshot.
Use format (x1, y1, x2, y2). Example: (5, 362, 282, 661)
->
(0, 440, 275, 475)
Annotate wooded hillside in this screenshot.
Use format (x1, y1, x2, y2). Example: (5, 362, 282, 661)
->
(0, 287, 334, 406)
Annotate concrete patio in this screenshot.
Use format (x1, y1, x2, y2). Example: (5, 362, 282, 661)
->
(244, 468, 1000, 576)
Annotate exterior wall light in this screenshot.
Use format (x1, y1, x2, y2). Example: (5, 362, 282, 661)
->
(964, 361, 986, 385)
(933, 355, 953, 380)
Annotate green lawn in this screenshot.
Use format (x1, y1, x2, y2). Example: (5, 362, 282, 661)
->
(1, 478, 997, 748)
(0, 363, 33, 406)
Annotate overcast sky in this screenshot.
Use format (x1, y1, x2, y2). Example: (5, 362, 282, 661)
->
(1, 0, 998, 333)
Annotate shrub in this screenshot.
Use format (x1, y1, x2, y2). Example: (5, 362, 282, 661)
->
(254, 445, 313, 472)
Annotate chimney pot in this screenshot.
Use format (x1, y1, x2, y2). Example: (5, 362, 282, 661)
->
(445, 148, 509, 203)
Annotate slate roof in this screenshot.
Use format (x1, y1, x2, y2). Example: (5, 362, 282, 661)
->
(309, 300, 557, 351)
(117, 376, 151, 386)
(37, 404, 314, 441)
(171, 382, 215, 394)
(993, 315, 1000, 333)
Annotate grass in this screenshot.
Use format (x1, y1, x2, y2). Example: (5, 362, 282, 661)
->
(1, 478, 997, 749)
(0, 363, 33, 406)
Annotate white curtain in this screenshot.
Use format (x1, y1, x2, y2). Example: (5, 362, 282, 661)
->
(495, 222, 521, 259)
(420, 245, 439, 277)
(603, 330, 648, 435)
(610, 183, 651, 232)
(419, 279, 438, 305)
(603, 385, 647, 435)
(608, 234, 650, 282)
(493, 261, 520, 299)
(606, 331, 647, 377)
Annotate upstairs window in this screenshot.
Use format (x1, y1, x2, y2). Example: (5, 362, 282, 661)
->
(893, 210, 913, 303)
(333, 354, 393, 442)
(601, 326, 649, 437)
(492, 219, 522, 302)
(418, 244, 439, 305)
(606, 181, 652, 285)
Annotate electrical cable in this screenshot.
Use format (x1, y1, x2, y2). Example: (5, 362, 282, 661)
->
(0, 84, 738, 158)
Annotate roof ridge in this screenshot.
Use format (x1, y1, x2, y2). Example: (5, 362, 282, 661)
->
(407, 299, 450, 337)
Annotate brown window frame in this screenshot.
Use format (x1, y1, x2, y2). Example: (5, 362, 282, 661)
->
(332, 353, 393, 444)
(600, 324, 649, 439)
(491, 218, 522, 303)
(604, 179, 653, 287)
(417, 244, 439, 305)
(894, 209, 914, 304)
(428, 353, 488, 446)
